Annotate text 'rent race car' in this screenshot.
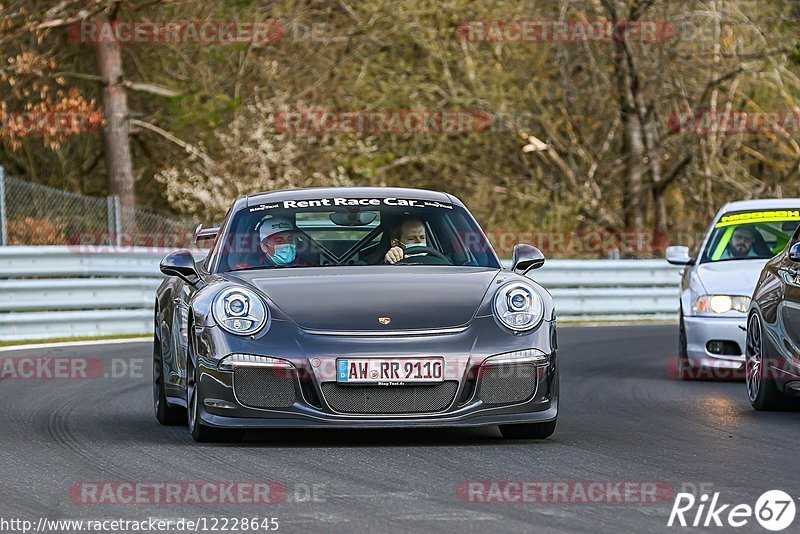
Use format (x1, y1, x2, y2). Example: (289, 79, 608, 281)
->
(154, 187, 558, 441)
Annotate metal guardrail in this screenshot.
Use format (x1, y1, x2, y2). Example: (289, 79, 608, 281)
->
(0, 248, 683, 342)
(514, 259, 681, 321)
(0, 247, 168, 341)
(0, 247, 166, 278)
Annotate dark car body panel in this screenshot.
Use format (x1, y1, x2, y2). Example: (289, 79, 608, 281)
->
(232, 267, 500, 331)
(750, 232, 800, 391)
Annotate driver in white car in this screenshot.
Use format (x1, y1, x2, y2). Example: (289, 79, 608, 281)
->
(720, 226, 758, 259)
(384, 218, 428, 264)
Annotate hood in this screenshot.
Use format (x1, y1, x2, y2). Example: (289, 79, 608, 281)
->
(695, 259, 768, 296)
(228, 266, 500, 331)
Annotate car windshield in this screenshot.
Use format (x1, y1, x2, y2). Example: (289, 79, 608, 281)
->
(213, 195, 501, 271)
(701, 209, 800, 263)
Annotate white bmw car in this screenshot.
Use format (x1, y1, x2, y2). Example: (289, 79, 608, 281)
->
(666, 199, 800, 379)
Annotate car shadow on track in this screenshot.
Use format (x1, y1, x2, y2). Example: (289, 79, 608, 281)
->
(100, 413, 560, 447)
(237, 427, 508, 448)
(211, 426, 559, 448)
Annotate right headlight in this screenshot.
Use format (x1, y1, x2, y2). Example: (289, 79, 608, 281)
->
(694, 295, 750, 315)
(211, 287, 269, 335)
(493, 282, 544, 332)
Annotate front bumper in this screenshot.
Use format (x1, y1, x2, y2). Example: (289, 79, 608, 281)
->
(684, 315, 746, 368)
(197, 398, 559, 430)
(183, 316, 558, 429)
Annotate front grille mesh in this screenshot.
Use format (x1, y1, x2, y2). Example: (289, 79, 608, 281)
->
(233, 367, 296, 409)
(478, 363, 537, 404)
(321, 382, 458, 414)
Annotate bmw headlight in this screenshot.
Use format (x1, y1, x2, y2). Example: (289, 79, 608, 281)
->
(694, 295, 750, 315)
(212, 287, 268, 335)
(494, 282, 543, 332)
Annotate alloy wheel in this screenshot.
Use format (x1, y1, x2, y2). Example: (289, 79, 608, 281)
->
(745, 314, 762, 402)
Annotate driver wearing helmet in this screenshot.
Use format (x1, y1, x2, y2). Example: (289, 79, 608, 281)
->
(383, 218, 429, 264)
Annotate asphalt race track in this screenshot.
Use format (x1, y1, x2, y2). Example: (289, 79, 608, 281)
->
(1, 325, 799, 533)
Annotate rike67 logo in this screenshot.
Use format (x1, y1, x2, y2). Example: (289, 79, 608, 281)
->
(668, 490, 796, 531)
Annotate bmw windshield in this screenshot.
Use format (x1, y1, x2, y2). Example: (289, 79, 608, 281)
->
(212, 196, 501, 271)
(701, 209, 800, 263)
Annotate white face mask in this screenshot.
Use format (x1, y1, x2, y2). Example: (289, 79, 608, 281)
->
(270, 243, 297, 265)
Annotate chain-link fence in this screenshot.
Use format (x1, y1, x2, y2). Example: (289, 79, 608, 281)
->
(0, 166, 196, 248)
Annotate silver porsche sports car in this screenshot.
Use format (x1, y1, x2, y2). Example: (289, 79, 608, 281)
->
(154, 187, 558, 441)
(666, 199, 800, 379)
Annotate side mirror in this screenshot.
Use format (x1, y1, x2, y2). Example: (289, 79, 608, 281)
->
(512, 244, 545, 275)
(790, 242, 800, 262)
(666, 246, 695, 266)
(160, 249, 201, 286)
(194, 224, 219, 244)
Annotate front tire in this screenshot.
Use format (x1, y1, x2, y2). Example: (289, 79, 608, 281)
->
(746, 312, 790, 411)
(153, 316, 185, 426)
(187, 357, 221, 442)
(499, 420, 557, 440)
(186, 347, 239, 442)
(678, 311, 697, 380)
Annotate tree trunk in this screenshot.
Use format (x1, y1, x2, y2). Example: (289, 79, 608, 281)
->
(92, 13, 136, 237)
(606, 0, 647, 233)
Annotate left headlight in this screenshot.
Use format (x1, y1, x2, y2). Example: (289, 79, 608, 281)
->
(494, 282, 544, 332)
(694, 295, 750, 315)
(211, 287, 268, 335)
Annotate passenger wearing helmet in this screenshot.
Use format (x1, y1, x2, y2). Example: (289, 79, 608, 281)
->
(258, 216, 298, 265)
(233, 216, 314, 269)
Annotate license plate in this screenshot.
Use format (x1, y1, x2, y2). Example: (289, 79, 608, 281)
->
(336, 358, 444, 384)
